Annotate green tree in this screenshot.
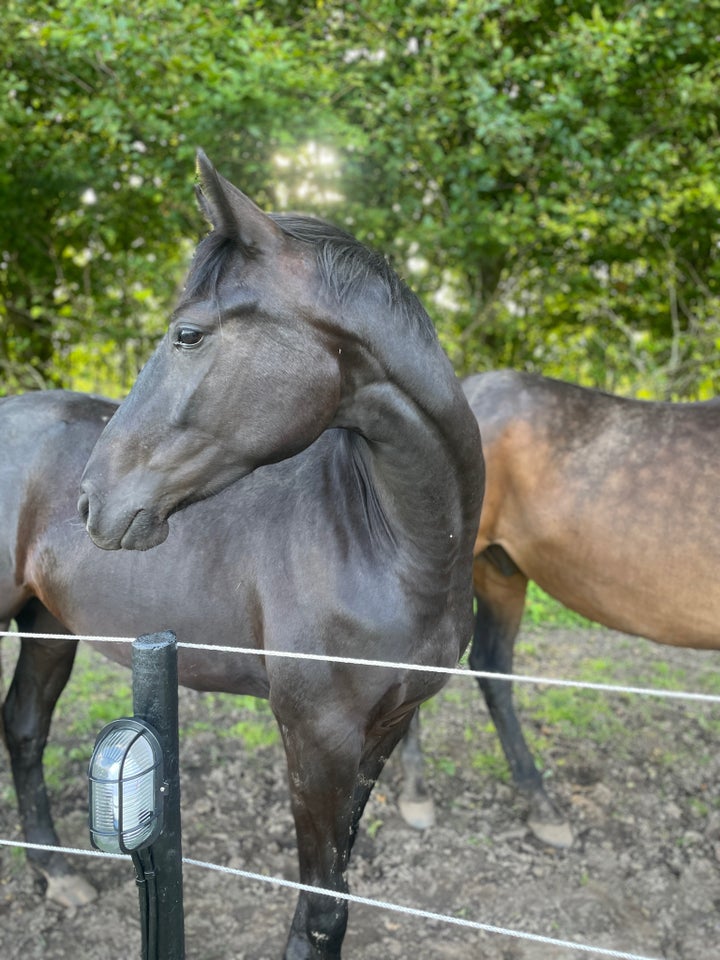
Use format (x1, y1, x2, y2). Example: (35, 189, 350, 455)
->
(0, 0, 339, 394)
(319, 0, 720, 396)
(2, 1, 719, 399)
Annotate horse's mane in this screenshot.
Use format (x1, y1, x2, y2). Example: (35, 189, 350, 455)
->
(182, 213, 436, 341)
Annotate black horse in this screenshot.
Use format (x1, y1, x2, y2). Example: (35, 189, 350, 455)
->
(1, 153, 483, 959)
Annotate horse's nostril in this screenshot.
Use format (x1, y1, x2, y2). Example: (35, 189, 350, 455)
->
(77, 492, 90, 524)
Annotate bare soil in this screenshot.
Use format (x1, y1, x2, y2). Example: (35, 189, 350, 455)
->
(1, 626, 719, 960)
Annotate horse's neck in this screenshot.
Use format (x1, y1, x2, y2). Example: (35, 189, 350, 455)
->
(336, 340, 482, 571)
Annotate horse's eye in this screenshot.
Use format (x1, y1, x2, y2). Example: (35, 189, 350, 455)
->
(174, 327, 204, 348)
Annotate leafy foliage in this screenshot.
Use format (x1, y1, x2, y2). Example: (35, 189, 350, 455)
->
(2, 1, 719, 397)
(324, 0, 720, 394)
(0, 0, 340, 393)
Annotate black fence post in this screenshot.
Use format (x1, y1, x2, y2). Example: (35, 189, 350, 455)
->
(132, 630, 185, 960)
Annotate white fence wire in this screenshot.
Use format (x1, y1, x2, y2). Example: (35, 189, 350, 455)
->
(0, 627, 717, 960)
(2, 629, 719, 704)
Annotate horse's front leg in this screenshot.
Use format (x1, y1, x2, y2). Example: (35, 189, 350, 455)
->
(2, 603, 96, 905)
(278, 712, 363, 960)
(278, 702, 413, 960)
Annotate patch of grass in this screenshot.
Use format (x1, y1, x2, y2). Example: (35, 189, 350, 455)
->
(439, 688, 464, 706)
(0, 845, 27, 875)
(430, 755, 457, 777)
(1, 784, 16, 806)
(54, 650, 132, 739)
(181, 719, 213, 736)
(460, 718, 501, 776)
(696, 714, 720, 738)
(43, 744, 74, 791)
(526, 687, 623, 745)
(199, 693, 279, 749)
(522, 582, 594, 629)
(516, 639, 539, 658)
(366, 818, 383, 839)
(470, 744, 510, 782)
(419, 694, 441, 717)
(635, 661, 720, 697)
(515, 657, 624, 756)
(645, 660, 688, 690)
(57, 647, 280, 750)
(224, 719, 278, 750)
(467, 834, 491, 848)
(652, 747, 683, 768)
(689, 798, 710, 818)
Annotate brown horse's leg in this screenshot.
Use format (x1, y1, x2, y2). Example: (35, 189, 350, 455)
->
(279, 711, 409, 960)
(1, 601, 96, 905)
(472, 554, 572, 848)
(397, 709, 435, 829)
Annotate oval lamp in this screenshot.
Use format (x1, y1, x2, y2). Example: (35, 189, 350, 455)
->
(88, 718, 165, 855)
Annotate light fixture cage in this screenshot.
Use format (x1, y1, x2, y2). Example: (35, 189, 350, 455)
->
(88, 717, 165, 855)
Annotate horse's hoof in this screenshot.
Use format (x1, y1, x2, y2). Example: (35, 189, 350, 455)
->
(43, 870, 98, 908)
(398, 796, 436, 830)
(527, 816, 574, 849)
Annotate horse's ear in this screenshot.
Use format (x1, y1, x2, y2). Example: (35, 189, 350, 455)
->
(195, 149, 284, 252)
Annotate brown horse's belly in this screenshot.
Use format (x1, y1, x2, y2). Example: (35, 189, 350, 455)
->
(522, 542, 720, 651)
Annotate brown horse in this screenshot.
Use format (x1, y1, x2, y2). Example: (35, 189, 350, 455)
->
(401, 368, 720, 847)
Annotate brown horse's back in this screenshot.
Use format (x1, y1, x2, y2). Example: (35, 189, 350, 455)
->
(465, 370, 720, 649)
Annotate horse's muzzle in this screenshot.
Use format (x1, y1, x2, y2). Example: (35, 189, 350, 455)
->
(77, 489, 170, 552)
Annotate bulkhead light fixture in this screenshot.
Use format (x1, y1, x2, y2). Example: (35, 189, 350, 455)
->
(88, 718, 165, 855)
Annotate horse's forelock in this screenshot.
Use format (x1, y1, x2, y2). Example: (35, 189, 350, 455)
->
(182, 230, 239, 302)
(181, 213, 435, 341)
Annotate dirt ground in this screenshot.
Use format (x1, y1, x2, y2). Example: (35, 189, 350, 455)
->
(1, 625, 719, 960)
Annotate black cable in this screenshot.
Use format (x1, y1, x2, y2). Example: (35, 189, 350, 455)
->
(142, 847, 159, 960)
(131, 849, 150, 958)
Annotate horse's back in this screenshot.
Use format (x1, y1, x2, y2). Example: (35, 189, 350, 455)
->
(0, 390, 118, 463)
(0, 391, 119, 624)
(0, 389, 118, 547)
(464, 368, 720, 439)
(465, 371, 720, 648)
